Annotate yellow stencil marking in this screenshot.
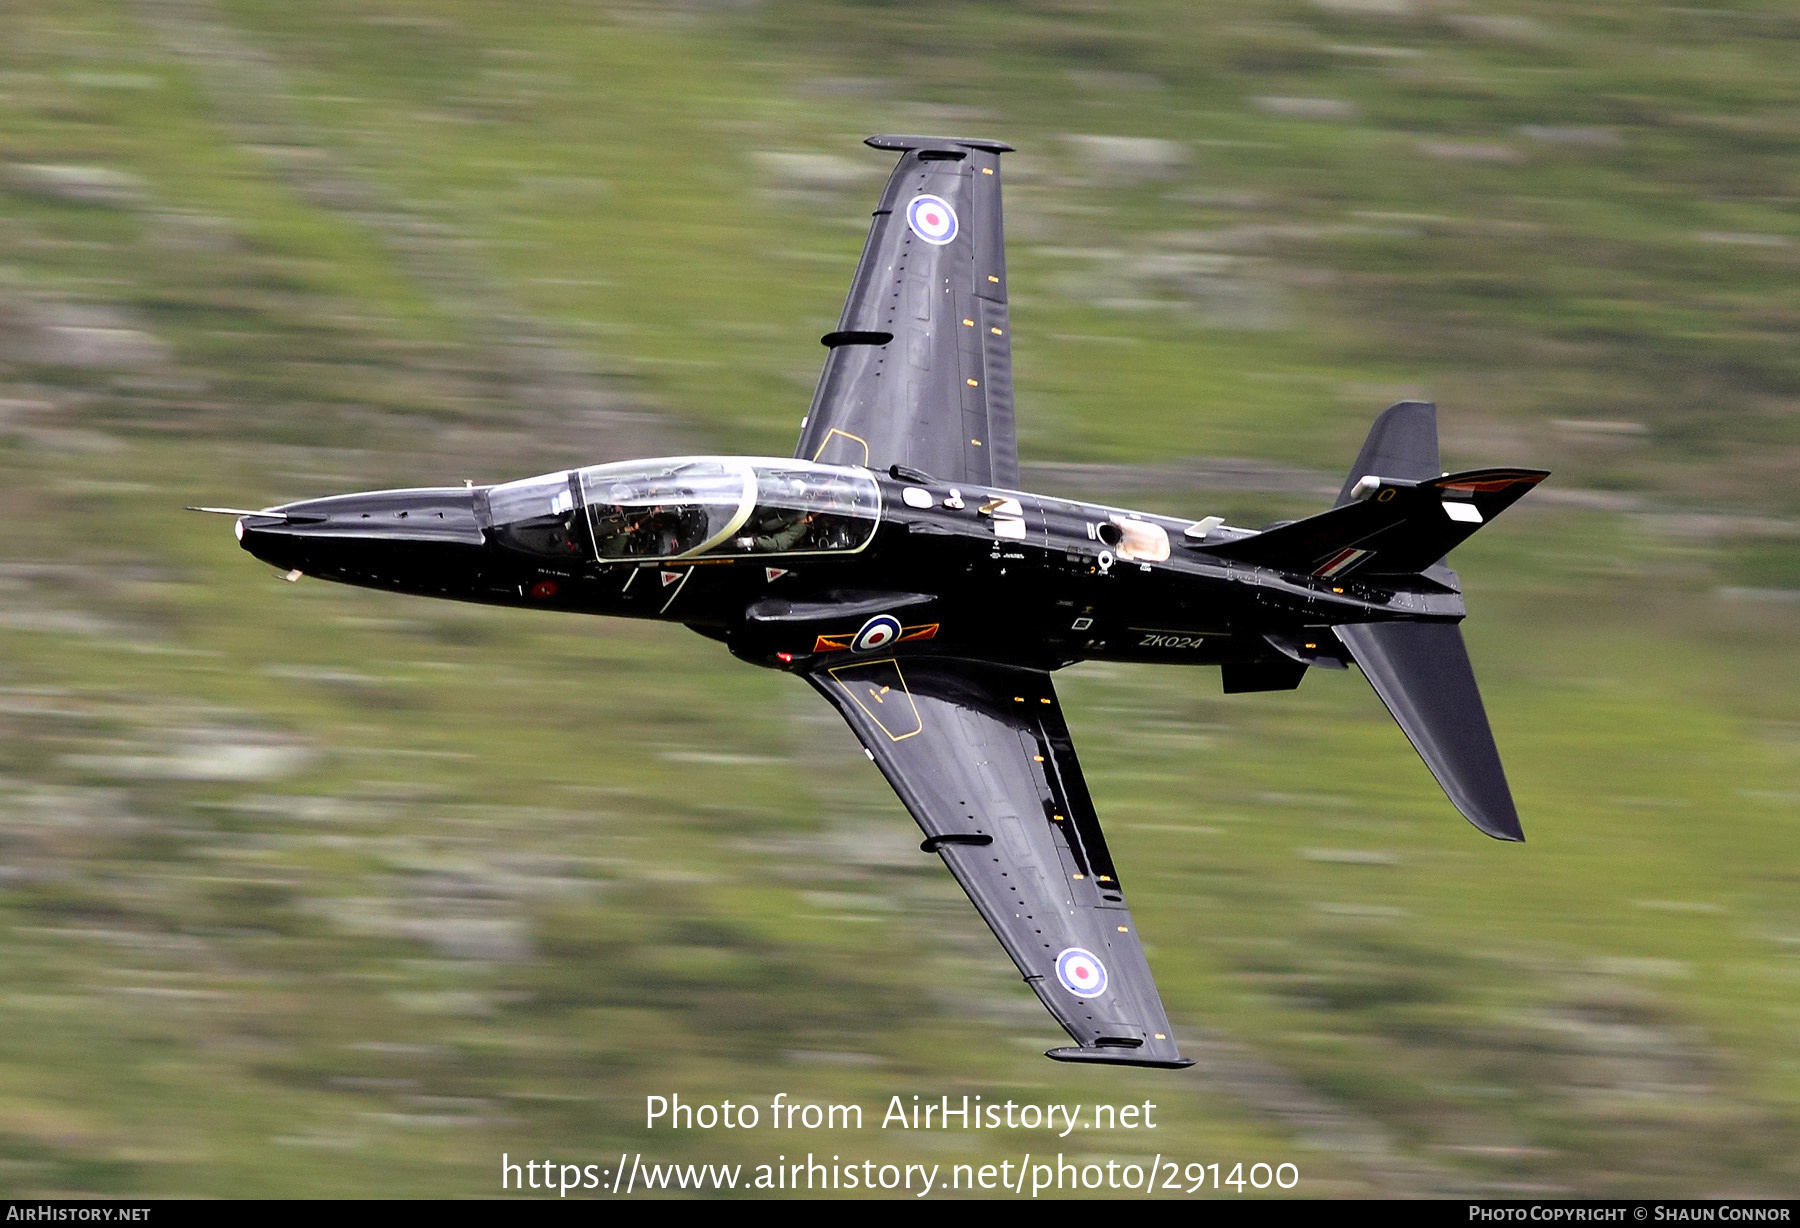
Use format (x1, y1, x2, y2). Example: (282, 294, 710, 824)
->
(811, 427, 870, 468)
(828, 658, 922, 741)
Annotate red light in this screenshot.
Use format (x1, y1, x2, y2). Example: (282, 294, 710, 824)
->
(776, 652, 793, 663)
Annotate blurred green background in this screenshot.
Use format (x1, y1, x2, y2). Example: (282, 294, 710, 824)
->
(0, 0, 1796, 1199)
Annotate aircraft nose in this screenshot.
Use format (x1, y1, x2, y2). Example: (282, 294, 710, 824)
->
(236, 510, 307, 571)
(237, 487, 486, 581)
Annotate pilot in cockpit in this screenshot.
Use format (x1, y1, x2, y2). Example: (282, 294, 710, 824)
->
(590, 483, 637, 558)
(640, 506, 686, 556)
(749, 509, 813, 553)
(591, 506, 631, 556)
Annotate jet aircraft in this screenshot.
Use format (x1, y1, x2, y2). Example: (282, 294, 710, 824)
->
(199, 135, 1546, 1069)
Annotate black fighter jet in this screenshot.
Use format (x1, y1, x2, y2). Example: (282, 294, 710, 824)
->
(200, 135, 1546, 1070)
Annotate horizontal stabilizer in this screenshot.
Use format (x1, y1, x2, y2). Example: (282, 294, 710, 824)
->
(1193, 468, 1547, 581)
(1335, 622, 1523, 841)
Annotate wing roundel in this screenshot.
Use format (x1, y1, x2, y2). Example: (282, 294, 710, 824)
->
(796, 136, 1019, 488)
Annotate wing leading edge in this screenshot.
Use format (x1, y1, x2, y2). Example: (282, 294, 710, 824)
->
(806, 656, 1191, 1068)
(796, 135, 1019, 488)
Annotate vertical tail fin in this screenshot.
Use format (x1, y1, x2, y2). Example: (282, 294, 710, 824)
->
(1336, 400, 1441, 506)
(1335, 623, 1523, 841)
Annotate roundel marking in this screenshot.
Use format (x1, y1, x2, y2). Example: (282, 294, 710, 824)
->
(852, 614, 903, 654)
(906, 194, 958, 245)
(1055, 947, 1108, 998)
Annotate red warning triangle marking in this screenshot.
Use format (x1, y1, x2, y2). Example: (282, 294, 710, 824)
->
(660, 571, 681, 587)
(765, 567, 789, 582)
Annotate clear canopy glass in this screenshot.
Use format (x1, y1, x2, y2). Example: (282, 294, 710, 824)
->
(578, 458, 751, 560)
(509, 457, 883, 562)
(707, 463, 880, 558)
(485, 471, 581, 558)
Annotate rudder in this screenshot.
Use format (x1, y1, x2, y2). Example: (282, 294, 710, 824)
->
(1337, 400, 1441, 507)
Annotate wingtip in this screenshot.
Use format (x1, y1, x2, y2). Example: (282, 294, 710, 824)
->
(864, 134, 1015, 154)
(1045, 1046, 1196, 1070)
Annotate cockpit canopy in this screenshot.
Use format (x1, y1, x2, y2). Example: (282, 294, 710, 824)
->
(483, 457, 880, 562)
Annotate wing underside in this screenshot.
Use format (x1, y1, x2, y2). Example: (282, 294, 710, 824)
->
(805, 656, 1190, 1067)
(795, 135, 1019, 488)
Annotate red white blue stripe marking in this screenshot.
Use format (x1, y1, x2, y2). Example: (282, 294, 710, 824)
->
(1314, 547, 1370, 579)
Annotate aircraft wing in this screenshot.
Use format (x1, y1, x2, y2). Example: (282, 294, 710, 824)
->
(795, 135, 1019, 488)
(805, 656, 1192, 1067)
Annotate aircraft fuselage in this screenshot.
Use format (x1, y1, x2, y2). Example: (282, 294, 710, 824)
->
(235, 456, 1465, 688)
